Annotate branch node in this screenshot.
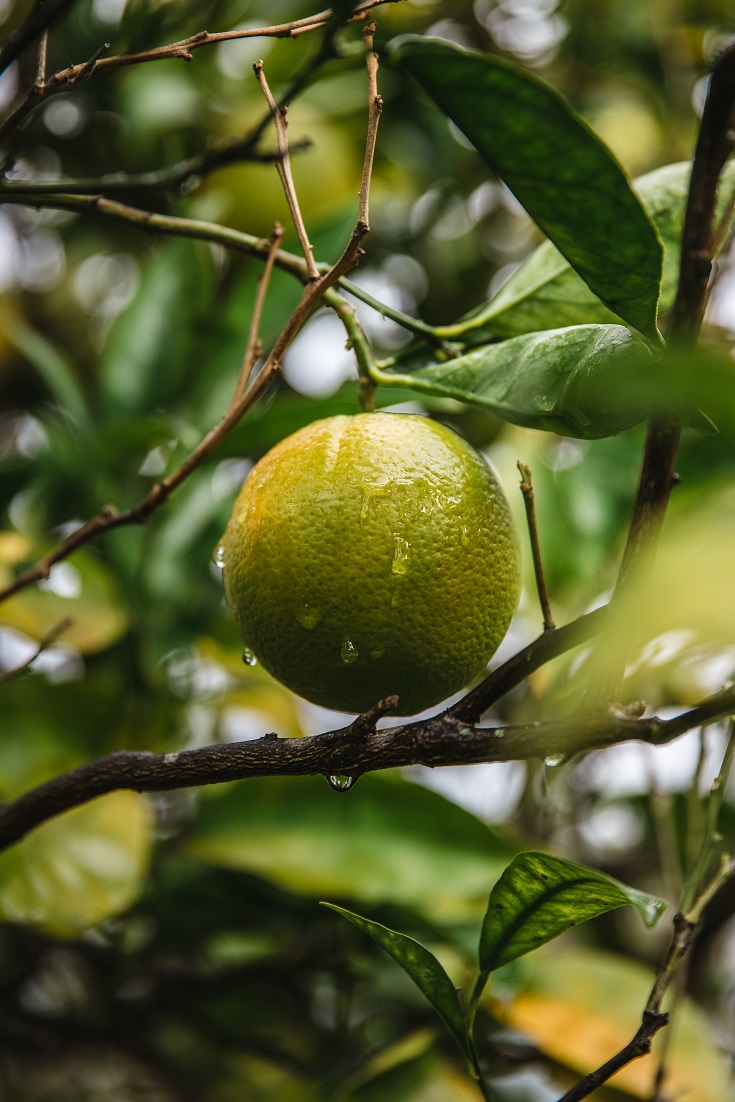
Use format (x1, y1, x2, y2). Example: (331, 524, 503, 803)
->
(347, 694, 399, 739)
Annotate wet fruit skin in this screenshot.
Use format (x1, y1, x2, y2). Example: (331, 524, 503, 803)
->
(220, 413, 521, 716)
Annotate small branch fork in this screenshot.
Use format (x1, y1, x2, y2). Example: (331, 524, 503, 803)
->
(0, 2, 400, 145)
(0, 14, 385, 608)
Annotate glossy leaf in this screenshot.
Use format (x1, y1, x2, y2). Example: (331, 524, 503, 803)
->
(376, 324, 652, 439)
(186, 774, 514, 921)
(442, 161, 735, 342)
(0, 792, 151, 936)
(479, 851, 666, 975)
(324, 904, 471, 1058)
(392, 35, 662, 340)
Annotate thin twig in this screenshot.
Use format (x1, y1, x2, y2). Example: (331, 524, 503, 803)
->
(0, 677, 734, 853)
(0, 34, 380, 608)
(254, 63, 320, 280)
(0, 2, 400, 148)
(36, 31, 49, 86)
(0, 617, 73, 685)
(359, 22, 383, 229)
(517, 462, 554, 631)
(230, 224, 284, 408)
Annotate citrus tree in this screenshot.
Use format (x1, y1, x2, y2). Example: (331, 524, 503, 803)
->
(1, 2, 735, 1100)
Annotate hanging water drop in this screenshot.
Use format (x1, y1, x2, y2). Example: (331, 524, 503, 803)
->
(327, 774, 355, 792)
(242, 646, 258, 667)
(212, 544, 226, 568)
(544, 753, 566, 767)
(295, 603, 322, 630)
(340, 639, 358, 664)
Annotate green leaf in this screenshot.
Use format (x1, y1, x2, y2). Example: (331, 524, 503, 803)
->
(375, 324, 652, 439)
(185, 774, 514, 921)
(0, 792, 151, 936)
(442, 161, 735, 342)
(478, 851, 666, 976)
(1, 307, 90, 427)
(100, 238, 212, 416)
(323, 904, 471, 1058)
(391, 35, 662, 341)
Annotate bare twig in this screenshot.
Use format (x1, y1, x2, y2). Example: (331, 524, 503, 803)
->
(0, 2, 400, 148)
(230, 224, 284, 407)
(517, 462, 554, 631)
(0, 26, 381, 609)
(36, 31, 49, 86)
(0, 617, 72, 685)
(254, 63, 320, 280)
(359, 22, 383, 229)
(323, 288, 377, 411)
(0, 677, 733, 853)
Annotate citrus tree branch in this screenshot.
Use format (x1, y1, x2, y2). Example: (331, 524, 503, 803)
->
(0, 679, 733, 854)
(615, 43, 735, 594)
(0, 2, 400, 146)
(517, 462, 554, 632)
(254, 62, 320, 280)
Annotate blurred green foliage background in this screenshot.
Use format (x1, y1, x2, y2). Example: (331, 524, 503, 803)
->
(1, 1, 735, 1099)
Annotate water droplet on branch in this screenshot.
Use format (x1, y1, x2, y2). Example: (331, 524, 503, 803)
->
(242, 647, 258, 667)
(327, 774, 355, 792)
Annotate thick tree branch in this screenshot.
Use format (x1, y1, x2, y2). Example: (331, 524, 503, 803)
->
(0, 656, 733, 853)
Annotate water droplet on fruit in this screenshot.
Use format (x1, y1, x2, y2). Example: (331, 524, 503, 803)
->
(295, 603, 322, 630)
(327, 774, 355, 792)
(544, 753, 566, 767)
(242, 647, 258, 667)
(370, 647, 383, 660)
(212, 544, 225, 568)
(392, 536, 411, 575)
(341, 639, 358, 664)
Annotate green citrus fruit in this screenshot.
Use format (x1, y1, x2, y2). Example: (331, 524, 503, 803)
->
(220, 413, 521, 715)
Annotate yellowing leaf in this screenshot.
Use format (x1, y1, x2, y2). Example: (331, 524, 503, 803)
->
(0, 533, 128, 654)
(0, 792, 151, 936)
(501, 947, 731, 1101)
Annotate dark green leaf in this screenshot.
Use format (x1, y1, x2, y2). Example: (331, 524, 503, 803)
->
(375, 324, 652, 439)
(186, 774, 514, 920)
(391, 36, 662, 340)
(323, 904, 471, 1058)
(441, 161, 735, 342)
(479, 851, 667, 976)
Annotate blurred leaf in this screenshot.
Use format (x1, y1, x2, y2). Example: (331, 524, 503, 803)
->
(445, 161, 735, 342)
(324, 904, 471, 1058)
(377, 324, 651, 438)
(100, 238, 213, 416)
(391, 36, 662, 340)
(591, 495, 735, 684)
(1, 306, 90, 427)
(0, 533, 129, 653)
(344, 1045, 479, 1102)
(0, 792, 151, 936)
(503, 946, 732, 1101)
(479, 851, 666, 976)
(185, 774, 514, 920)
